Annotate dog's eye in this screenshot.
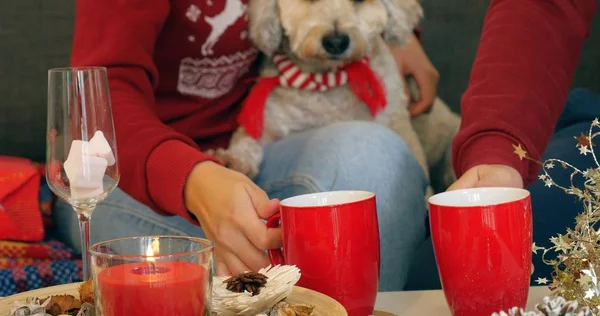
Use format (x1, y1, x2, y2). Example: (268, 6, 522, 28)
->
(352, 0, 365, 4)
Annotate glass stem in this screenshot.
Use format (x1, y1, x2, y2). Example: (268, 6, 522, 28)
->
(75, 208, 93, 281)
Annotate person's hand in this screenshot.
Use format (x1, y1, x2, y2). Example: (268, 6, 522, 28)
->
(389, 33, 439, 117)
(184, 161, 282, 276)
(448, 164, 523, 191)
(448, 164, 531, 274)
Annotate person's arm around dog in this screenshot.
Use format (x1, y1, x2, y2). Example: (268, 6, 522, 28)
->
(449, 0, 596, 191)
(390, 33, 440, 117)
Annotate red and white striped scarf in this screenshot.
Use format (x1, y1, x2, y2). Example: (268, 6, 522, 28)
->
(273, 53, 351, 91)
(238, 52, 387, 140)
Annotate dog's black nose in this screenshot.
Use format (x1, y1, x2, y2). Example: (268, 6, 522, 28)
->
(322, 32, 350, 56)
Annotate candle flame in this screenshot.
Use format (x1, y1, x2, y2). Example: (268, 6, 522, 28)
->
(146, 238, 160, 264)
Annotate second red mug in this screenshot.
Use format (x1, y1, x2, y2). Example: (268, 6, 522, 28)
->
(429, 187, 532, 316)
(267, 191, 380, 316)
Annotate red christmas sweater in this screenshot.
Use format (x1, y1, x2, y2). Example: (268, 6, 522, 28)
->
(71, 0, 596, 222)
(452, 0, 596, 186)
(71, 0, 258, 221)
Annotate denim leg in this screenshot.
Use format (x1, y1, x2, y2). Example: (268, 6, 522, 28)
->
(255, 121, 429, 291)
(53, 121, 428, 291)
(553, 88, 600, 132)
(529, 88, 600, 283)
(52, 189, 207, 254)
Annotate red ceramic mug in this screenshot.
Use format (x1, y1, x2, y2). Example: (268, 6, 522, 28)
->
(267, 191, 380, 316)
(429, 187, 532, 316)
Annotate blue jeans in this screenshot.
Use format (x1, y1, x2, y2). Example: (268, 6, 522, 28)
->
(52, 121, 429, 291)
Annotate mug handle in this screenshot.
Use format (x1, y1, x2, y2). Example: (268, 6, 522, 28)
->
(266, 213, 285, 265)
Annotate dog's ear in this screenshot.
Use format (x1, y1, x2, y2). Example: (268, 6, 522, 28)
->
(380, 0, 423, 46)
(248, 0, 283, 56)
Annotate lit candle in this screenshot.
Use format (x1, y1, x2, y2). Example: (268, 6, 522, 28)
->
(96, 238, 210, 316)
(146, 238, 160, 275)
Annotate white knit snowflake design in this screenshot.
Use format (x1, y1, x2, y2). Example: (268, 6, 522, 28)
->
(186, 4, 202, 22)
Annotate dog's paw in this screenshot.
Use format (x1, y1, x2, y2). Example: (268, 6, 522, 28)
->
(209, 148, 226, 162)
(217, 148, 260, 178)
(203, 148, 217, 156)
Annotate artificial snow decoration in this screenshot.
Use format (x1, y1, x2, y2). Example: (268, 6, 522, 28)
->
(212, 264, 302, 315)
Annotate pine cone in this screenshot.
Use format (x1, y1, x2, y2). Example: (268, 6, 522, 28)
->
(535, 296, 592, 316)
(223, 272, 268, 296)
(491, 306, 538, 316)
(493, 296, 595, 316)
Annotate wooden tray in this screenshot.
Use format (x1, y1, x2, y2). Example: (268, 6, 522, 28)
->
(0, 283, 394, 316)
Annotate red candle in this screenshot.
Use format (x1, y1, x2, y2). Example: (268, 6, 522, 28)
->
(97, 260, 209, 316)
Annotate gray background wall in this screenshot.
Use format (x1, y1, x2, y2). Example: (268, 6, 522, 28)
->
(0, 0, 598, 161)
(420, 0, 600, 112)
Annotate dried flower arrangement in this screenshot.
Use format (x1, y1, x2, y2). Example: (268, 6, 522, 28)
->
(212, 265, 315, 316)
(495, 118, 600, 315)
(10, 280, 95, 316)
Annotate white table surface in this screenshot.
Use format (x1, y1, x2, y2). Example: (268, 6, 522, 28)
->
(374, 287, 550, 315)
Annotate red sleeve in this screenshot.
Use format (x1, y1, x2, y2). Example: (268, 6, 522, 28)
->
(70, 0, 220, 222)
(452, 0, 597, 186)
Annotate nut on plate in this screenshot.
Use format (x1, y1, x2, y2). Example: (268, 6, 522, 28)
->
(269, 301, 315, 316)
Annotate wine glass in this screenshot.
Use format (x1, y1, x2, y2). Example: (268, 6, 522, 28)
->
(46, 67, 120, 280)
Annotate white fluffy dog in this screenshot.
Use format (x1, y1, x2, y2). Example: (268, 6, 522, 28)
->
(215, 0, 460, 194)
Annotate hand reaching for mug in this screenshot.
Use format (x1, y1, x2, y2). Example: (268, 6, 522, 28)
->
(448, 164, 524, 191)
(390, 33, 439, 117)
(184, 161, 282, 276)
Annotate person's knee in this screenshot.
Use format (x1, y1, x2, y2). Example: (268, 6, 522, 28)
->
(99, 188, 154, 216)
(556, 88, 600, 131)
(54, 188, 203, 251)
(568, 87, 597, 100)
(566, 88, 600, 114)
(310, 121, 428, 190)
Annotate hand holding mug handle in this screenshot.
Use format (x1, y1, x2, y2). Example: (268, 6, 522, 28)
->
(266, 213, 285, 265)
